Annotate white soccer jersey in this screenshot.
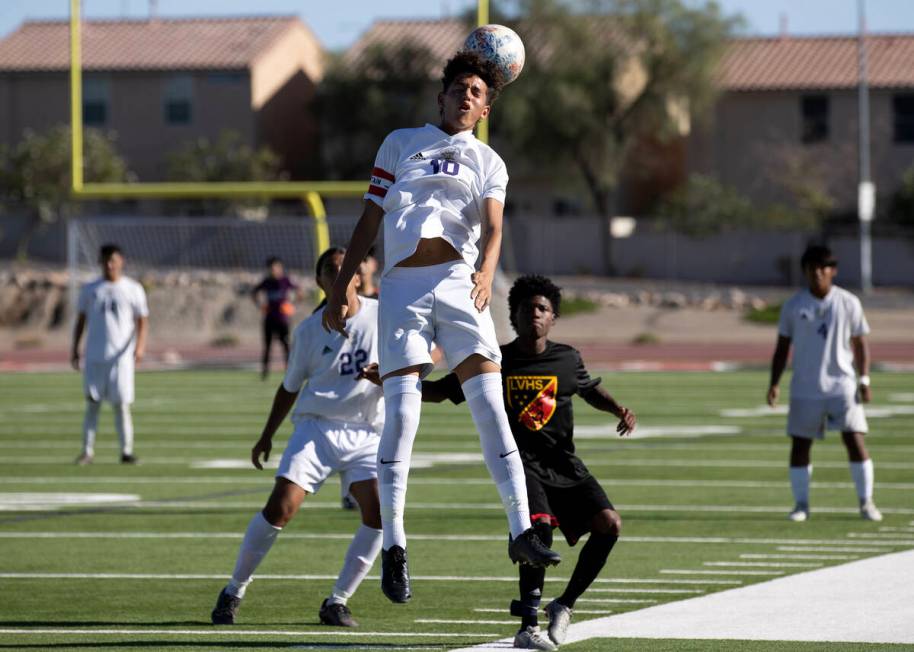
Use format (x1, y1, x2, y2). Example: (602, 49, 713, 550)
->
(778, 286, 870, 399)
(364, 124, 509, 274)
(283, 297, 383, 429)
(77, 277, 149, 363)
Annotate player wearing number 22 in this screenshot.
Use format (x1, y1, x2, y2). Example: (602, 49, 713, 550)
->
(323, 51, 560, 605)
(212, 248, 385, 628)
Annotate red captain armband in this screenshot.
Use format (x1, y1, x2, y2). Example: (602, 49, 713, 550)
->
(367, 167, 395, 198)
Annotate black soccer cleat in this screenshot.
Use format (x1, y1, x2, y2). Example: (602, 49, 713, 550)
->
(380, 545, 411, 603)
(211, 587, 242, 625)
(509, 528, 562, 568)
(120, 453, 139, 465)
(319, 598, 359, 627)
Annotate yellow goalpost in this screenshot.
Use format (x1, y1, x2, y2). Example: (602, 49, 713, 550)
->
(68, 0, 491, 260)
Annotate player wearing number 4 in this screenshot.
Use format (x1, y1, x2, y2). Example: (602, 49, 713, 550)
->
(71, 244, 148, 466)
(212, 248, 384, 628)
(323, 52, 560, 605)
(768, 245, 882, 523)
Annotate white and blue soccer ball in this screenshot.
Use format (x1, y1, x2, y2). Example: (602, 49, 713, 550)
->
(463, 24, 526, 85)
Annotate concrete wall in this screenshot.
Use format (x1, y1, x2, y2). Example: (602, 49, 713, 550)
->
(689, 89, 914, 213)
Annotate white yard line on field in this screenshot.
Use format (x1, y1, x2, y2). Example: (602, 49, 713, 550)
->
(702, 561, 822, 568)
(0, 628, 497, 638)
(660, 570, 785, 576)
(0, 531, 904, 549)
(740, 553, 858, 560)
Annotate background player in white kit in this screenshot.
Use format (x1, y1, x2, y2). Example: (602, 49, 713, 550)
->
(323, 52, 560, 605)
(71, 244, 148, 465)
(211, 248, 384, 628)
(768, 245, 882, 522)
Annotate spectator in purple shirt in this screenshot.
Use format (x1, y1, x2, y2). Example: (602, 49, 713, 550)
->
(252, 257, 299, 380)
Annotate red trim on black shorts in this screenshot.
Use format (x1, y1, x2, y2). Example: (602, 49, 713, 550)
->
(531, 512, 559, 527)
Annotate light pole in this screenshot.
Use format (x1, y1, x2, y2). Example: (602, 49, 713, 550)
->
(857, 0, 874, 293)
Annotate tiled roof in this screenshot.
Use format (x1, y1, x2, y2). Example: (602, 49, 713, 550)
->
(719, 34, 914, 91)
(342, 19, 468, 72)
(0, 16, 306, 71)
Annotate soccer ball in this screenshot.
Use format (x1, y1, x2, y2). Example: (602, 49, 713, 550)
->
(463, 24, 525, 85)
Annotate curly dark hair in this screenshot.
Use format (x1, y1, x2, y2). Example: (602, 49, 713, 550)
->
(441, 51, 505, 104)
(508, 275, 562, 332)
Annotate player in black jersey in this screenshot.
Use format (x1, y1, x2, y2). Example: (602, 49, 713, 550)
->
(422, 275, 636, 649)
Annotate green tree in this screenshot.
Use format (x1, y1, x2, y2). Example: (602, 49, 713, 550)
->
(0, 126, 128, 260)
(165, 130, 284, 216)
(316, 43, 440, 180)
(496, 0, 740, 217)
(657, 174, 757, 236)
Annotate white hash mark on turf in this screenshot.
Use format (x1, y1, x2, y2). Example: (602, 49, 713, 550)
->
(0, 629, 498, 638)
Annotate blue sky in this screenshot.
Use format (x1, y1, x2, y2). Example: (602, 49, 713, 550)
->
(3, 1, 914, 49)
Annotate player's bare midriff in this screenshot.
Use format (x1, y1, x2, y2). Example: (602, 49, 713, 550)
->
(394, 237, 463, 267)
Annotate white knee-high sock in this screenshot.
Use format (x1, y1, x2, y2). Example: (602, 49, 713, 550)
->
(378, 376, 422, 550)
(329, 524, 383, 605)
(849, 459, 874, 502)
(462, 373, 531, 538)
(789, 465, 812, 506)
(227, 512, 281, 598)
(113, 403, 134, 456)
(82, 401, 101, 456)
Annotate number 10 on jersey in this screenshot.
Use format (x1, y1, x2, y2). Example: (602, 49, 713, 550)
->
(430, 159, 460, 176)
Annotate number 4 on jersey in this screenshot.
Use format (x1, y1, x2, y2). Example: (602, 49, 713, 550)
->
(817, 323, 828, 340)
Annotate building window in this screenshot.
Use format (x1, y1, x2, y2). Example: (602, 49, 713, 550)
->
(893, 94, 914, 143)
(83, 77, 109, 126)
(801, 95, 829, 143)
(164, 75, 193, 125)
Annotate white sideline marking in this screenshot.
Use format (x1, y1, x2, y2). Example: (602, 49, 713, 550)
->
(192, 453, 485, 470)
(889, 392, 914, 402)
(879, 527, 914, 533)
(741, 553, 857, 561)
(0, 628, 496, 638)
(661, 570, 784, 576)
(848, 532, 914, 541)
(703, 561, 822, 568)
(585, 459, 914, 470)
(453, 550, 914, 649)
(574, 425, 741, 439)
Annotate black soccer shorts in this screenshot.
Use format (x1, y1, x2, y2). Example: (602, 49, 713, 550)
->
(526, 474, 614, 546)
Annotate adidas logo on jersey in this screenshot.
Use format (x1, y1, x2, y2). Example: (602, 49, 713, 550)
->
(408, 152, 425, 161)
(322, 345, 334, 355)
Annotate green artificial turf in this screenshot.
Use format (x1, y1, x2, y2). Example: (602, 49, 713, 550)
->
(0, 369, 911, 651)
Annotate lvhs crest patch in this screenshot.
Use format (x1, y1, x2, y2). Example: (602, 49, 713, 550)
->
(507, 375, 558, 431)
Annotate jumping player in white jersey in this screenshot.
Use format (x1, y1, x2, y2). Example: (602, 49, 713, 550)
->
(323, 51, 560, 604)
(71, 244, 148, 465)
(211, 248, 384, 628)
(768, 245, 882, 522)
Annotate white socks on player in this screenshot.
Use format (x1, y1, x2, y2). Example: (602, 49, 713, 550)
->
(113, 403, 134, 456)
(378, 375, 423, 550)
(329, 524, 383, 605)
(789, 465, 812, 506)
(82, 400, 101, 456)
(849, 459, 874, 502)
(227, 512, 281, 599)
(463, 373, 531, 539)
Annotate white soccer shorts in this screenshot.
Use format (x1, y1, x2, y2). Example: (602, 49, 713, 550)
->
(83, 357, 135, 404)
(276, 417, 379, 495)
(787, 394, 869, 439)
(378, 260, 501, 378)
